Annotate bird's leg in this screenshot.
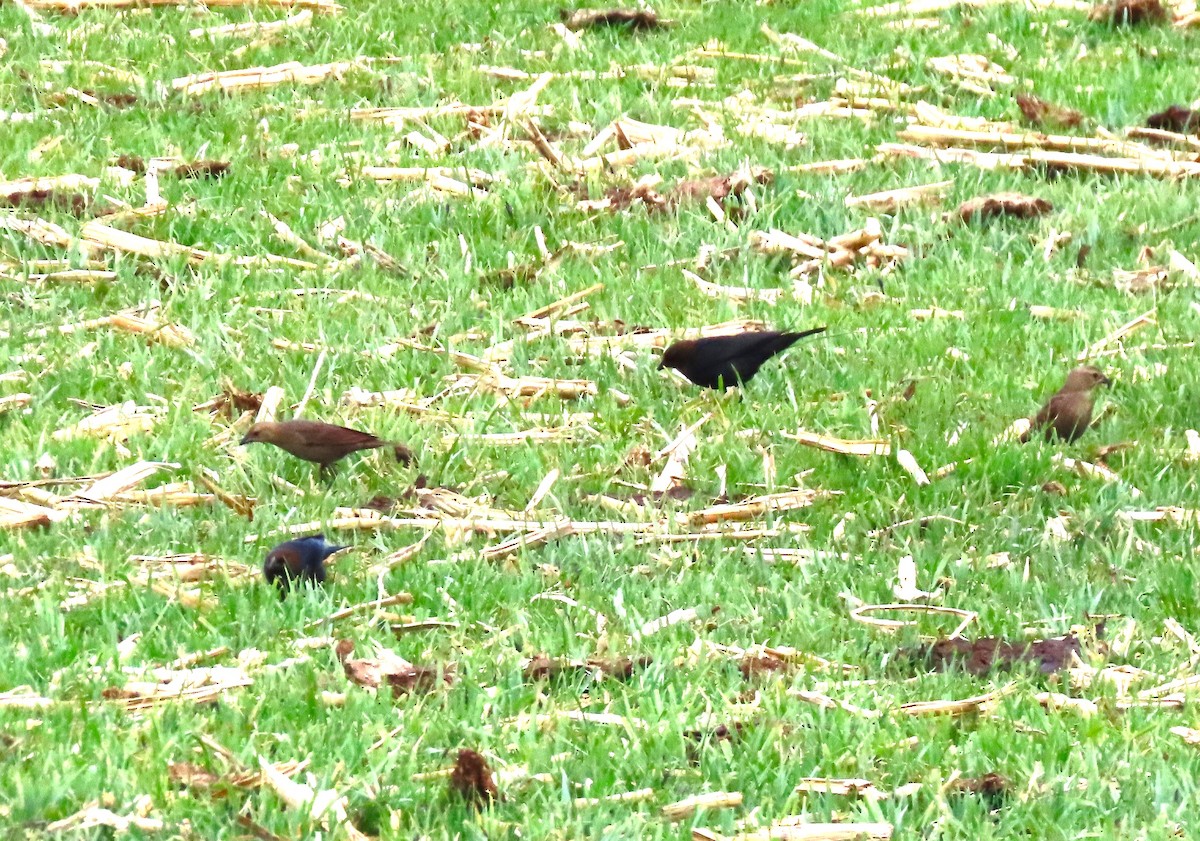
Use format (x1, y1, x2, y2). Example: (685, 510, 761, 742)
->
(708, 386, 743, 428)
(681, 385, 737, 425)
(679, 390, 717, 414)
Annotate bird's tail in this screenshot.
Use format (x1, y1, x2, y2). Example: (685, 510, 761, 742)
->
(774, 326, 828, 352)
(782, 326, 828, 344)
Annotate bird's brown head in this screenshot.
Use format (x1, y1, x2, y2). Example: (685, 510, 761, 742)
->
(240, 422, 278, 446)
(1062, 366, 1112, 393)
(659, 340, 695, 372)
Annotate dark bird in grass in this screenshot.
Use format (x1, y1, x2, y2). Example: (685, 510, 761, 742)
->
(240, 419, 414, 474)
(1019, 365, 1112, 443)
(262, 534, 347, 597)
(659, 328, 827, 389)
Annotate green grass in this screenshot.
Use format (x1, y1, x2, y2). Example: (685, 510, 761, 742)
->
(2, 0, 1200, 837)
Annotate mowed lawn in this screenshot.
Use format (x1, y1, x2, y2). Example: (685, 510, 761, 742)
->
(2, 0, 1200, 837)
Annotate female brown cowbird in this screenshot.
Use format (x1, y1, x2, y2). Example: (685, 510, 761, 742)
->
(240, 419, 414, 473)
(1019, 365, 1112, 443)
(262, 534, 347, 597)
(659, 327, 827, 389)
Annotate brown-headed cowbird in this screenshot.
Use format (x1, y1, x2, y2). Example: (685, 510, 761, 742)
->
(659, 327, 827, 389)
(1019, 365, 1112, 443)
(262, 534, 347, 597)
(240, 419, 414, 473)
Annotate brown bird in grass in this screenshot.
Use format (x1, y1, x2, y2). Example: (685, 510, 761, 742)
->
(240, 419, 414, 473)
(262, 534, 347, 598)
(659, 327, 827, 389)
(449, 748, 499, 807)
(1019, 365, 1112, 443)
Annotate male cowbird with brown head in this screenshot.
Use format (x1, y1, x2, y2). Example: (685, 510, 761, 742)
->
(263, 534, 347, 597)
(241, 419, 414, 474)
(1019, 365, 1112, 443)
(659, 327, 827, 389)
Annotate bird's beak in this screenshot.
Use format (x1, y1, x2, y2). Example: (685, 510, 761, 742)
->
(1100, 375, 1113, 387)
(657, 359, 666, 370)
(239, 435, 253, 446)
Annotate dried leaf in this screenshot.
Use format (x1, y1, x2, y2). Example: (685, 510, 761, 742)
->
(650, 417, 705, 496)
(168, 762, 222, 791)
(892, 555, 941, 601)
(895, 449, 930, 485)
(740, 652, 790, 680)
(173, 60, 359, 96)
(687, 488, 822, 524)
(196, 472, 256, 519)
(45, 800, 164, 834)
(49, 90, 139, 108)
(334, 639, 451, 696)
(1015, 93, 1084, 128)
(581, 177, 668, 213)
(523, 655, 650, 681)
(661, 791, 743, 821)
(257, 756, 367, 839)
(0, 496, 63, 530)
(946, 772, 1011, 809)
(69, 461, 177, 503)
(670, 167, 773, 208)
(53, 402, 163, 444)
(195, 383, 264, 417)
(793, 778, 895, 800)
(780, 430, 891, 456)
(731, 820, 893, 841)
(898, 684, 1017, 717)
(1171, 725, 1200, 745)
(1038, 690, 1099, 716)
(1113, 266, 1171, 294)
(844, 180, 951, 211)
(0, 393, 32, 415)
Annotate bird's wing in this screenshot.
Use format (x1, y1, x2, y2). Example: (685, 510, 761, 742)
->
(744, 330, 821, 360)
(712, 332, 790, 365)
(1031, 396, 1060, 429)
(292, 421, 382, 448)
(1033, 392, 1092, 440)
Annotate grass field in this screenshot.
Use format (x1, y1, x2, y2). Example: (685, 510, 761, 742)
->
(2, 0, 1200, 836)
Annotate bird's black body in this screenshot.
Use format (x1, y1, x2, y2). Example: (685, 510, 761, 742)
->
(659, 328, 827, 389)
(262, 534, 347, 597)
